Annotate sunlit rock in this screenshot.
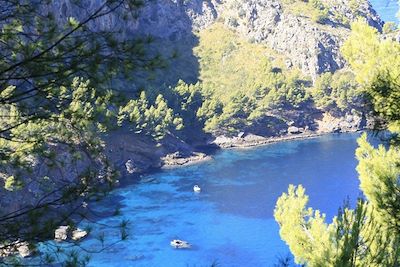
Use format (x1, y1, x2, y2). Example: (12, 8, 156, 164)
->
(72, 228, 88, 241)
(54, 226, 69, 241)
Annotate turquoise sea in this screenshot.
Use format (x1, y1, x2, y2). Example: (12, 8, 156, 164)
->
(74, 133, 369, 266)
(50, 3, 398, 266)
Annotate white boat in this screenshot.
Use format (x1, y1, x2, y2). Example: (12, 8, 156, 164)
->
(193, 185, 201, 193)
(170, 239, 191, 249)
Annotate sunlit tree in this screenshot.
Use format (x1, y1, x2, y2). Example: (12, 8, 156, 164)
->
(0, 0, 170, 264)
(275, 19, 400, 267)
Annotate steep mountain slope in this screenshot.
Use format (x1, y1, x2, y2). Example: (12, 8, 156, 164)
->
(42, 0, 385, 162)
(137, 0, 382, 80)
(0, 1, 386, 216)
(51, 0, 382, 80)
(0, 2, 391, 258)
(219, 0, 382, 79)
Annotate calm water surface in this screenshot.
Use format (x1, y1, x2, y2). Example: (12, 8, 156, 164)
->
(77, 133, 370, 267)
(72, 5, 399, 266)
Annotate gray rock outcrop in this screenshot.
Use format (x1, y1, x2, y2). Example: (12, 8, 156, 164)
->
(0, 241, 33, 258)
(54, 226, 88, 242)
(55, 226, 70, 241)
(219, 0, 382, 79)
(47, 0, 383, 80)
(288, 126, 303, 134)
(16, 242, 31, 258)
(125, 159, 136, 174)
(316, 112, 366, 133)
(47, 0, 219, 39)
(72, 228, 88, 241)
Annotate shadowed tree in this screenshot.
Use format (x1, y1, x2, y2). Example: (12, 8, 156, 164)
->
(275, 19, 400, 267)
(0, 0, 182, 265)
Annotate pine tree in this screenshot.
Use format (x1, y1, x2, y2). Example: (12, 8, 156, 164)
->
(275, 19, 400, 267)
(0, 1, 163, 264)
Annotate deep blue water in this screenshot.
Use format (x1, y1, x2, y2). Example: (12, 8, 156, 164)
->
(370, 0, 399, 23)
(75, 133, 368, 267)
(47, 5, 398, 266)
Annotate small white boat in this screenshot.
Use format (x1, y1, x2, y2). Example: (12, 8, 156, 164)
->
(170, 239, 191, 249)
(193, 185, 201, 193)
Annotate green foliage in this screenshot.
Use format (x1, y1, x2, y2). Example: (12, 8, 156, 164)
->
(312, 71, 362, 113)
(212, 92, 256, 134)
(275, 184, 398, 266)
(281, 0, 370, 26)
(167, 80, 205, 129)
(118, 91, 183, 140)
(383, 22, 398, 34)
(0, 77, 114, 171)
(342, 20, 392, 85)
(193, 23, 311, 135)
(4, 176, 21, 191)
(348, 0, 362, 13)
(342, 19, 400, 132)
(0, 1, 161, 265)
(281, 0, 329, 24)
(194, 23, 278, 98)
(356, 135, 400, 229)
(276, 19, 400, 267)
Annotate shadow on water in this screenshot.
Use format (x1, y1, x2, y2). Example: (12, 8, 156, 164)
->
(74, 133, 378, 267)
(51, 1, 395, 264)
(86, 131, 382, 222)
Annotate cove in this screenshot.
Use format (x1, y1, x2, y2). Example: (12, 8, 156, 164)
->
(76, 133, 367, 267)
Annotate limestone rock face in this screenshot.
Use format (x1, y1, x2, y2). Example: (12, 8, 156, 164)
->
(137, 0, 381, 79)
(72, 228, 88, 241)
(55, 226, 70, 241)
(265, 13, 345, 80)
(47, 0, 219, 40)
(0, 241, 33, 258)
(219, 0, 382, 79)
(50, 0, 383, 79)
(324, 0, 382, 29)
(16, 242, 31, 258)
(135, 0, 219, 39)
(316, 112, 365, 133)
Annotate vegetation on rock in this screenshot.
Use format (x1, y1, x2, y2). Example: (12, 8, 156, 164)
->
(0, 0, 393, 265)
(0, 0, 172, 264)
(275, 19, 400, 266)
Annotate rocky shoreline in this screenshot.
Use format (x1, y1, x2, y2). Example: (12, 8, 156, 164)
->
(160, 129, 362, 169)
(159, 111, 371, 168)
(161, 151, 213, 168)
(211, 132, 326, 149)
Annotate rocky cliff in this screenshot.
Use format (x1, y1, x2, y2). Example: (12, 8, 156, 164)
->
(218, 0, 382, 79)
(51, 0, 382, 80)
(3, 0, 383, 200)
(228, 0, 379, 79)
(139, 0, 382, 79)
(40, 0, 384, 170)
(0, 1, 386, 254)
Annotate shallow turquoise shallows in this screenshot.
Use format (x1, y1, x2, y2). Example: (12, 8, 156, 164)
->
(74, 133, 372, 267)
(370, 0, 399, 23)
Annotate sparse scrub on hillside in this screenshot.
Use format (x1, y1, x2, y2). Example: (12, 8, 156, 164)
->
(281, 0, 329, 23)
(161, 23, 368, 136)
(187, 24, 313, 135)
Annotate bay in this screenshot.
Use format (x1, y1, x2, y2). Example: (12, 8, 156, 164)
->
(78, 133, 367, 267)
